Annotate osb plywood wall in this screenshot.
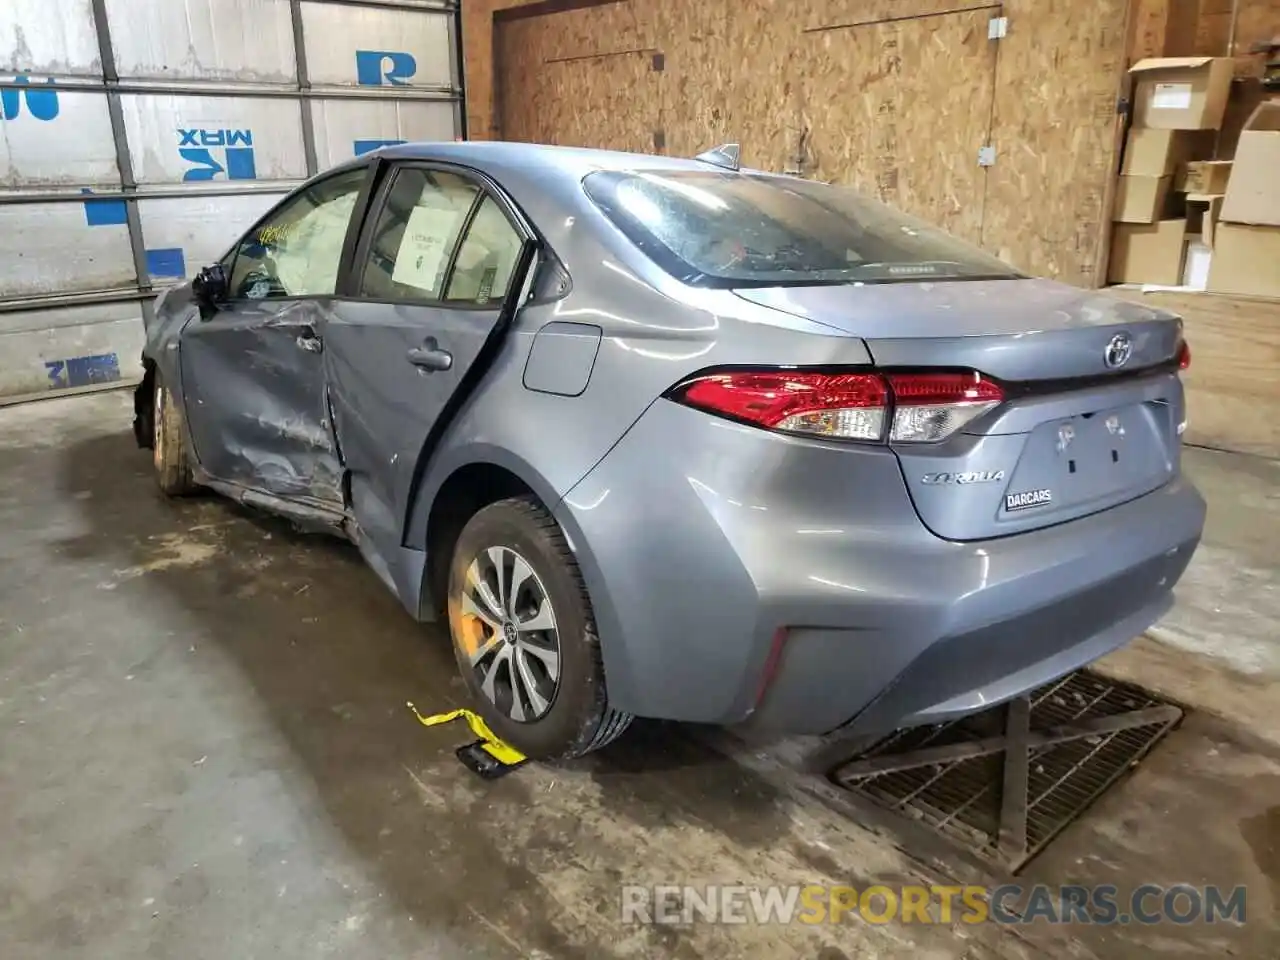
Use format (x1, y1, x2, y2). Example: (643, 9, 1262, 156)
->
(1194, 0, 1280, 158)
(1195, 0, 1280, 56)
(479, 0, 1129, 287)
(467, 0, 1278, 285)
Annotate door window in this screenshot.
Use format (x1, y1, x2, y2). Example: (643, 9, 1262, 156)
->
(444, 196, 524, 305)
(359, 167, 525, 307)
(360, 169, 479, 303)
(228, 168, 366, 300)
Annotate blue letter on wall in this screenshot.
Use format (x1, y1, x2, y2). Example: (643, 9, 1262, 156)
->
(355, 51, 417, 86)
(1, 75, 59, 121)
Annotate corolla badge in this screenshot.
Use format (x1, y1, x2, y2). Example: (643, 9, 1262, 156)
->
(921, 470, 1006, 485)
(1105, 332, 1133, 368)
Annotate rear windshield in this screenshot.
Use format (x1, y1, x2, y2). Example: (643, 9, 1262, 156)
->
(583, 169, 1022, 288)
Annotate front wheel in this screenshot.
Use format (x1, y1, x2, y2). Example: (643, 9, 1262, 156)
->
(447, 496, 632, 760)
(152, 372, 197, 496)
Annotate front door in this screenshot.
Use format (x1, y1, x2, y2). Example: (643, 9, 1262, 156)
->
(180, 167, 368, 507)
(322, 163, 533, 582)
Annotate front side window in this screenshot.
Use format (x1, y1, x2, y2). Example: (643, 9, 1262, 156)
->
(229, 168, 366, 299)
(584, 170, 1022, 288)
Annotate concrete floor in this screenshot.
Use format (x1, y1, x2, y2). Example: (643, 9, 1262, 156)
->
(1, 390, 1276, 959)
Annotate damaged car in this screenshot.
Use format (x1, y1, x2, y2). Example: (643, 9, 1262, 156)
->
(134, 141, 1205, 760)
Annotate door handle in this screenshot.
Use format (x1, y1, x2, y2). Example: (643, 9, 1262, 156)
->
(407, 339, 453, 372)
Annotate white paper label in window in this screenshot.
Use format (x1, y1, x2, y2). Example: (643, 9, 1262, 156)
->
(1152, 82, 1193, 111)
(392, 206, 463, 293)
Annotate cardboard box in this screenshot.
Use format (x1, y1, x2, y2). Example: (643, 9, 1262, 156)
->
(1219, 102, 1280, 227)
(1207, 223, 1280, 297)
(1181, 238, 1212, 290)
(1186, 193, 1224, 248)
(1113, 175, 1175, 223)
(1109, 220, 1188, 285)
(1178, 160, 1232, 194)
(1129, 57, 1234, 130)
(1122, 128, 1214, 176)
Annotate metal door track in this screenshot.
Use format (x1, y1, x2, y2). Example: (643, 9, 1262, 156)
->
(830, 671, 1183, 872)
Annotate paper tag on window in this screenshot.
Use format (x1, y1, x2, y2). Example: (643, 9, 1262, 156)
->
(476, 266, 497, 303)
(1152, 82, 1193, 111)
(393, 206, 463, 293)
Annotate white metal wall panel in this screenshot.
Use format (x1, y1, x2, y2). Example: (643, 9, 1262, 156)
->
(1, 0, 101, 76)
(0, 89, 119, 188)
(137, 192, 287, 284)
(1, 0, 462, 403)
(0, 202, 135, 297)
(311, 98, 454, 169)
(103, 0, 296, 84)
(0, 303, 145, 401)
(122, 94, 306, 184)
(302, 3, 453, 88)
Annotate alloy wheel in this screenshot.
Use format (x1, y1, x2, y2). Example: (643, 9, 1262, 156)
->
(455, 545, 562, 723)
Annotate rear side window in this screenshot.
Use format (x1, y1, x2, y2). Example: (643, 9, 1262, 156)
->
(359, 168, 526, 306)
(584, 170, 1022, 288)
(360, 169, 479, 302)
(445, 196, 523, 304)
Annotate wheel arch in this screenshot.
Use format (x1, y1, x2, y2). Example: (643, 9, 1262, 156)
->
(410, 444, 577, 620)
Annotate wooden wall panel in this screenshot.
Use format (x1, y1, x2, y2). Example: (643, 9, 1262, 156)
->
(494, 3, 659, 150)
(1234, 0, 1280, 53)
(1195, 0, 1236, 54)
(802, 11, 996, 244)
(981, 0, 1129, 284)
(649, 0, 806, 170)
(461, 0, 541, 140)
(474, 0, 1176, 290)
(1189, 0, 1279, 157)
(1112, 291, 1280, 458)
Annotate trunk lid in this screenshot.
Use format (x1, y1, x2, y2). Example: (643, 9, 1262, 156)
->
(734, 279, 1186, 541)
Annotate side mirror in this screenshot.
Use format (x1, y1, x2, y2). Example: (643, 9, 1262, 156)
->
(192, 263, 228, 316)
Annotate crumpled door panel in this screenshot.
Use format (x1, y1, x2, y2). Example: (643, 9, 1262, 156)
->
(180, 299, 342, 505)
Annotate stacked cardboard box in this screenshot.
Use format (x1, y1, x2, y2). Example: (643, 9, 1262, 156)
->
(1209, 102, 1280, 298)
(1109, 57, 1234, 286)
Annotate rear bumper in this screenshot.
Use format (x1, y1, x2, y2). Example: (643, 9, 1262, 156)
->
(556, 400, 1205, 736)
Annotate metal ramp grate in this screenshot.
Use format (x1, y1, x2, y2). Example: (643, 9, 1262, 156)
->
(830, 670, 1183, 872)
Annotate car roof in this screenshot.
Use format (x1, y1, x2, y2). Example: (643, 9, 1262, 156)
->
(366, 140, 771, 181)
(334, 141, 792, 282)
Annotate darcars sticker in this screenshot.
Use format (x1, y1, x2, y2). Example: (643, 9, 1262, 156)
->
(1006, 488, 1053, 511)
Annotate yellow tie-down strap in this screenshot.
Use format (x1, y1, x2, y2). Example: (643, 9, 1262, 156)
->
(407, 702, 527, 766)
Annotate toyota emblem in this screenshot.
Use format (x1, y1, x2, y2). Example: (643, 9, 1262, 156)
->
(1104, 332, 1133, 369)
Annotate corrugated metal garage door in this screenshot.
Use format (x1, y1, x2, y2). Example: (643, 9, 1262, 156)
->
(0, 0, 462, 403)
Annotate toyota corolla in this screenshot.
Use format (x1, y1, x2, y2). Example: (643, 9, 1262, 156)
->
(133, 141, 1205, 760)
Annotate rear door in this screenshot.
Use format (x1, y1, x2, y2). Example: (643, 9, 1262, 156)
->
(323, 162, 535, 579)
(180, 167, 368, 506)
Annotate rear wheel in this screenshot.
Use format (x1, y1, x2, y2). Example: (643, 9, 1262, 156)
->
(152, 373, 197, 496)
(447, 496, 632, 760)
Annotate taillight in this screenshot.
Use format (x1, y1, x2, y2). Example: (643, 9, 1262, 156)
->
(676, 371, 888, 441)
(1177, 340, 1191, 370)
(670, 368, 1004, 443)
(885, 371, 1004, 442)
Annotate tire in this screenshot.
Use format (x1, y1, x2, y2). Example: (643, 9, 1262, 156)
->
(152, 372, 197, 496)
(447, 496, 632, 760)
